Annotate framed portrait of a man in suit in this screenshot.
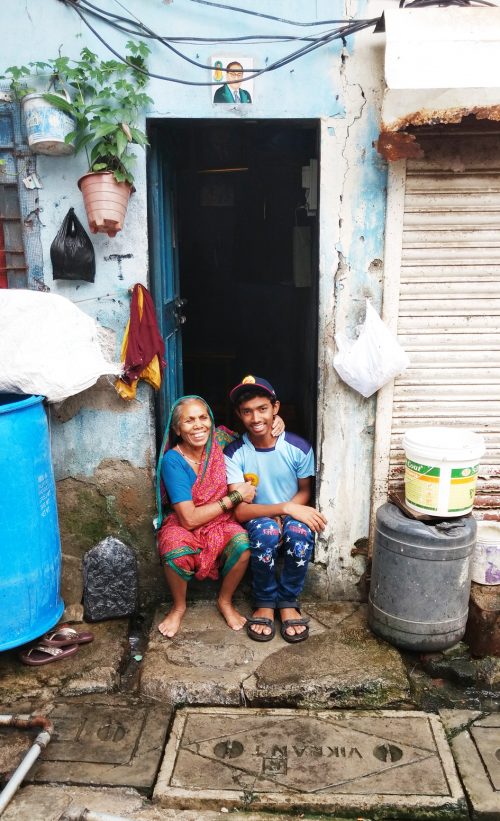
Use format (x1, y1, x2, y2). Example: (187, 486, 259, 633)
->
(212, 56, 254, 104)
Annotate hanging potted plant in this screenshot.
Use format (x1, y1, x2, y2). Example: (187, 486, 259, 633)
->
(1, 62, 76, 156)
(45, 42, 152, 237)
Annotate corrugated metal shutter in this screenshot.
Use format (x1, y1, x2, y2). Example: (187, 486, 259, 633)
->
(388, 134, 500, 516)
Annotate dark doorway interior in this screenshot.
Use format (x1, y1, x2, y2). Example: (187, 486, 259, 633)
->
(159, 119, 319, 442)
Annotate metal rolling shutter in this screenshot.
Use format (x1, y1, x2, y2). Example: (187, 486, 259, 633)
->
(388, 135, 500, 515)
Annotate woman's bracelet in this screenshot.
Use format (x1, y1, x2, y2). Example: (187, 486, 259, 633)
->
(218, 497, 229, 513)
(227, 489, 243, 507)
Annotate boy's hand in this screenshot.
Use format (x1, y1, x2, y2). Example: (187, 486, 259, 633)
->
(271, 415, 285, 437)
(233, 481, 256, 503)
(283, 503, 327, 532)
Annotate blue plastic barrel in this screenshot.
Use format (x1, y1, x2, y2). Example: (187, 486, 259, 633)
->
(0, 394, 64, 651)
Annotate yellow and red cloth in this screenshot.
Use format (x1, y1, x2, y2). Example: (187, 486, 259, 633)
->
(115, 284, 165, 400)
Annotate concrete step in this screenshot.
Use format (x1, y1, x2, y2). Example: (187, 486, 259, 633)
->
(1, 602, 499, 819)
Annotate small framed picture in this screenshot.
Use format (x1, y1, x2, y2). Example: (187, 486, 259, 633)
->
(211, 56, 254, 104)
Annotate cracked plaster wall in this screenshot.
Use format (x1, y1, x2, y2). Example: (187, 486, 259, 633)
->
(316, 1, 387, 600)
(4, 0, 389, 603)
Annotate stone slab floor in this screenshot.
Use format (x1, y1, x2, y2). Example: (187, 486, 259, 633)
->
(0, 601, 498, 819)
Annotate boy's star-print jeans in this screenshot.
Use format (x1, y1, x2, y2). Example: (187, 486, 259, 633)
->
(245, 516, 314, 609)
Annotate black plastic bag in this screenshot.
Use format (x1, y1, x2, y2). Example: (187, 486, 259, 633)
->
(50, 207, 95, 282)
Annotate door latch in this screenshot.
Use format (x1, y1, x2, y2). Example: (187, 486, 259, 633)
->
(174, 296, 187, 325)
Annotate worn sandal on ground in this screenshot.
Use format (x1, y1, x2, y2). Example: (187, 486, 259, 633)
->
(19, 643, 79, 666)
(40, 624, 94, 648)
(246, 617, 275, 642)
(280, 617, 310, 644)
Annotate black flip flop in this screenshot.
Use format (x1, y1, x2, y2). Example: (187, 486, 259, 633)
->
(246, 617, 275, 642)
(280, 617, 310, 644)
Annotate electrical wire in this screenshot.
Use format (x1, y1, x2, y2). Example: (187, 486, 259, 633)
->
(73, 0, 343, 44)
(77, 0, 224, 71)
(401, 0, 495, 5)
(74, 0, 376, 77)
(72, 0, 359, 45)
(59, 0, 379, 87)
(186, 0, 374, 27)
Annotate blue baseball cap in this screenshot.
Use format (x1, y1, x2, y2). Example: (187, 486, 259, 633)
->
(229, 375, 277, 404)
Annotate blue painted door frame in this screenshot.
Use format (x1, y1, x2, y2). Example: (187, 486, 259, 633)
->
(147, 125, 184, 437)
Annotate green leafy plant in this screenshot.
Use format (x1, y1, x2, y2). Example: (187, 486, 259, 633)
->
(1, 42, 151, 184)
(0, 42, 149, 186)
(1, 59, 73, 101)
(43, 41, 152, 185)
(0, 63, 43, 99)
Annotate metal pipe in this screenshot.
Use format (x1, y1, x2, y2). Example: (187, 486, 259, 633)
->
(0, 714, 54, 817)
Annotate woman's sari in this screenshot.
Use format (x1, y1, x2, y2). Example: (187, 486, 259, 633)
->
(156, 396, 249, 581)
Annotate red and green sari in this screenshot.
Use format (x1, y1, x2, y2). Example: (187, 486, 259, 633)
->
(156, 396, 249, 581)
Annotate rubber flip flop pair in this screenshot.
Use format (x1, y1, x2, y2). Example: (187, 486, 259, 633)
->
(40, 624, 94, 648)
(18, 625, 94, 666)
(280, 616, 310, 644)
(19, 643, 79, 666)
(246, 616, 275, 642)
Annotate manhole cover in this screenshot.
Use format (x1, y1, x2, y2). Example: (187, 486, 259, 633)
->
(154, 707, 467, 817)
(441, 710, 500, 818)
(29, 700, 170, 790)
(471, 723, 500, 791)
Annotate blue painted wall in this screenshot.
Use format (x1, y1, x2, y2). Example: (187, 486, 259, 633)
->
(1, 0, 388, 598)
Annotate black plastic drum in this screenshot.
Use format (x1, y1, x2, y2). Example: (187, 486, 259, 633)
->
(368, 503, 476, 652)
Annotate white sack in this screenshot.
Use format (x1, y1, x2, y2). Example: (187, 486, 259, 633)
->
(0, 290, 123, 402)
(333, 299, 410, 398)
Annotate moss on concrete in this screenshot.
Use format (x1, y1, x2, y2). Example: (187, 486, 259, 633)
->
(56, 459, 163, 607)
(57, 479, 110, 555)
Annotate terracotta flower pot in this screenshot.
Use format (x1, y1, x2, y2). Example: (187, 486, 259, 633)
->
(78, 171, 135, 238)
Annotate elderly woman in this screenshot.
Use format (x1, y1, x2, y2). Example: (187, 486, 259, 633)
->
(156, 395, 282, 638)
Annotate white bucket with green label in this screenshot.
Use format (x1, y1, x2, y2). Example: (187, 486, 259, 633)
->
(402, 427, 485, 517)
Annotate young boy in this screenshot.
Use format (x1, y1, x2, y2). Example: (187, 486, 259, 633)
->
(224, 375, 327, 643)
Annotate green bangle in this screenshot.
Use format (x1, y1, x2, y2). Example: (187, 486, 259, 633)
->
(228, 490, 243, 507)
(219, 497, 228, 513)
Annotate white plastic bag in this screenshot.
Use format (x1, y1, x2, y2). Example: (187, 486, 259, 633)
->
(0, 290, 122, 402)
(333, 299, 410, 398)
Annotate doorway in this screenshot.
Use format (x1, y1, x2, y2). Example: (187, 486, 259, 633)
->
(148, 119, 319, 443)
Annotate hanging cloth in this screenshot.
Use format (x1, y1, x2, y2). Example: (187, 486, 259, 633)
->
(115, 284, 165, 400)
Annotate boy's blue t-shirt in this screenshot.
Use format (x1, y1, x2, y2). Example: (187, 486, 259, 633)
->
(161, 449, 197, 504)
(224, 431, 315, 505)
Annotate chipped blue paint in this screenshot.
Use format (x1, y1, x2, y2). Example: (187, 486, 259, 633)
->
(2, 0, 388, 585)
(335, 102, 388, 336)
(50, 390, 153, 479)
(0, 0, 358, 476)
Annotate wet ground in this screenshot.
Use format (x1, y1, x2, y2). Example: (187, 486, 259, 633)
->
(0, 600, 498, 819)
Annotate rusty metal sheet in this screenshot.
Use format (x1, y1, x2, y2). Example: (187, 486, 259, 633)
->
(376, 131, 424, 162)
(379, 6, 500, 164)
(378, 104, 500, 161)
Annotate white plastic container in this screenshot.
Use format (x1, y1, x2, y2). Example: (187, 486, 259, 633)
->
(402, 427, 485, 517)
(21, 92, 75, 156)
(471, 521, 500, 584)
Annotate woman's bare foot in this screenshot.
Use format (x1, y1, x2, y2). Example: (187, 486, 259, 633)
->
(280, 607, 307, 638)
(217, 597, 247, 631)
(157, 606, 186, 638)
(247, 607, 274, 637)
